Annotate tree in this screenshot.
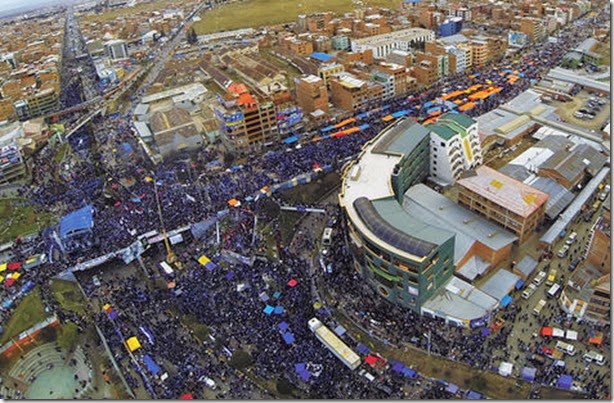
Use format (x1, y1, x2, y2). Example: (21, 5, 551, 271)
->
(229, 349, 253, 370)
(276, 377, 295, 396)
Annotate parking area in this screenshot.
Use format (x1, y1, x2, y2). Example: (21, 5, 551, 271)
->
(553, 90, 610, 131)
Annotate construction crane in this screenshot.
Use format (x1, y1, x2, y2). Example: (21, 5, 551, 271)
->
(152, 175, 177, 265)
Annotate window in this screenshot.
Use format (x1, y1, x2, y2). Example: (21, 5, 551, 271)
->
(378, 285, 390, 297)
(440, 142, 445, 147)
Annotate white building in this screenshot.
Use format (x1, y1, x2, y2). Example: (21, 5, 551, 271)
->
(445, 46, 468, 73)
(104, 39, 129, 60)
(427, 113, 482, 185)
(350, 28, 434, 59)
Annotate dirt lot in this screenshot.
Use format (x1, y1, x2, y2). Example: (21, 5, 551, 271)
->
(551, 91, 610, 131)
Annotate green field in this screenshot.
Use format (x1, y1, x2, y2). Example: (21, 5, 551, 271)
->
(0, 287, 47, 345)
(50, 280, 87, 315)
(194, 0, 401, 34)
(79, 0, 173, 23)
(0, 199, 56, 244)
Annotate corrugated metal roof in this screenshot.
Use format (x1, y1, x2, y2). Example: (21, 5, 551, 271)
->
(372, 118, 430, 155)
(515, 255, 538, 278)
(423, 276, 498, 321)
(526, 176, 575, 220)
(479, 269, 520, 301)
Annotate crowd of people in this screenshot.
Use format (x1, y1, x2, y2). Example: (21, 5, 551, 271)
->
(0, 3, 610, 399)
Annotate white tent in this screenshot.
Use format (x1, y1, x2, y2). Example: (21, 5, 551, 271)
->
(553, 328, 565, 338)
(565, 330, 578, 341)
(499, 362, 513, 377)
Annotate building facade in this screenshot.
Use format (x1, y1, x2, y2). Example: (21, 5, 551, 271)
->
(329, 73, 382, 111)
(339, 118, 454, 312)
(427, 113, 482, 185)
(457, 166, 549, 243)
(350, 28, 434, 59)
(294, 74, 329, 114)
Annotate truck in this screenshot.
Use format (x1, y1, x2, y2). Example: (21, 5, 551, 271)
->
(309, 318, 361, 370)
(583, 351, 605, 366)
(533, 299, 547, 315)
(555, 340, 576, 356)
(546, 268, 557, 286)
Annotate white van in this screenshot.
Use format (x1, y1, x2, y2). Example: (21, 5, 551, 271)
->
(533, 299, 547, 315)
(555, 340, 576, 356)
(565, 232, 577, 245)
(557, 245, 570, 258)
(322, 227, 333, 246)
(533, 271, 547, 286)
(583, 351, 605, 366)
(522, 283, 538, 300)
(547, 283, 561, 299)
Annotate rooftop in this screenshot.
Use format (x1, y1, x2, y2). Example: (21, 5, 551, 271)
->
(403, 184, 518, 264)
(457, 166, 549, 218)
(340, 118, 436, 262)
(351, 27, 433, 46)
(423, 275, 498, 322)
(309, 52, 334, 63)
(141, 83, 207, 105)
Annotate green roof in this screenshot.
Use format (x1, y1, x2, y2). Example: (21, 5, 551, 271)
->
(372, 197, 454, 247)
(440, 112, 476, 129)
(373, 118, 430, 155)
(427, 123, 457, 141)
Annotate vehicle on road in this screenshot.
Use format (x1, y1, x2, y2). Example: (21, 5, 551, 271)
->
(556, 245, 570, 258)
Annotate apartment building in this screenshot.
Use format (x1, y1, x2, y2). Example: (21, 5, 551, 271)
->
(372, 62, 416, 99)
(350, 28, 434, 59)
(317, 63, 345, 87)
(214, 83, 279, 154)
(457, 166, 549, 243)
(294, 74, 329, 114)
(520, 17, 545, 43)
(329, 73, 382, 111)
(426, 113, 482, 185)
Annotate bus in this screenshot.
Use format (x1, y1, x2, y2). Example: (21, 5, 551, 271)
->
(533, 299, 547, 316)
(547, 283, 561, 299)
(159, 261, 175, 277)
(322, 227, 333, 246)
(308, 318, 360, 370)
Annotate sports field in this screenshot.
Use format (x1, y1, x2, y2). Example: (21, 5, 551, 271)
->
(194, 0, 400, 34)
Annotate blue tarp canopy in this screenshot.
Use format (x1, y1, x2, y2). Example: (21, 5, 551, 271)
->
(391, 110, 409, 118)
(274, 306, 285, 315)
(278, 321, 289, 331)
(282, 332, 295, 344)
(402, 368, 417, 378)
(295, 363, 306, 373)
(355, 112, 369, 119)
(445, 383, 459, 394)
(521, 367, 536, 382)
(273, 291, 282, 299)
(500, 295, 513, 307)
(515, 279, 524, 290)
(263, 305, 275, 315)
(118, 142, 134, 156)
(356, 343, 370, 355)
(225, 272, 235, 280)
(557, 374, 573, 390)
(333, 325, 346, 336)
(309, 52, 333, 63)
(59, 205, 94, 239)
(391, 362, 404, 373)
(283, 136, 299, 144)
(466, 390, 483, 399)
(320, 125, 335, 133)
(481, 328, 491, 336)
(358, 124, 370, 130)
(143, 354, 161, 375)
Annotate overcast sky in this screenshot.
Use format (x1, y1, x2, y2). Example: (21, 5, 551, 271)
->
(0, 0, 70, 17)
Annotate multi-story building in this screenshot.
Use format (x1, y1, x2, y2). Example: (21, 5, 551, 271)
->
(438, 17, 463, 37)
(282, 36, 314, 56)
(412, 59, 438, 87)
(350, 28, 434, 59)
(331, 35, 350, 51)
(385, 50, 414, 68)
(339, 118, 452, 311)
(13, 86, 59, 121)
(214, 83, 278, 154)
(371, 62, 416, 100)
(520, 17, 545, 43)
(294, 74, 329, 114)
(317, 63, 345, 87)
(448, 6, 472, 21)
(0, 123, 28, 184)
(426, 113, 482, 185)
(337, 49, 374, 69)
(457, 166, 549, 243)
(104, 39, 129, 60)
(329, 73, 382, 111)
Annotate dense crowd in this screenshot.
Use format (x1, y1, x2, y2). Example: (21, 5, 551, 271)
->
(0, 3, 610, 399)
